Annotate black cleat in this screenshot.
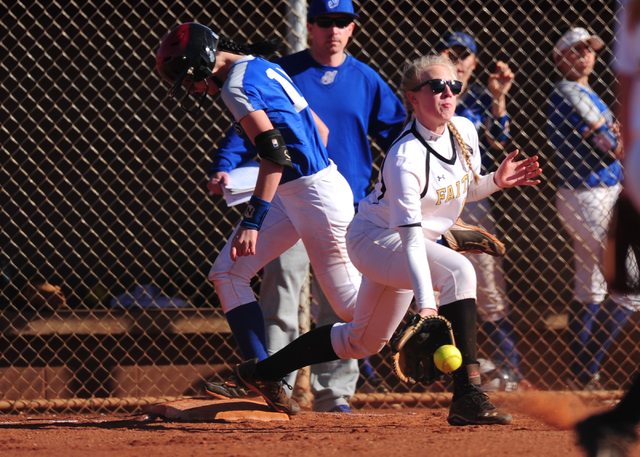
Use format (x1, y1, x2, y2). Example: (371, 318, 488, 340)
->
(448, 383, 513, 426)
(576, 410, 638, 457)
(203, 378, 259, 400)
(235, 358, 301, 416)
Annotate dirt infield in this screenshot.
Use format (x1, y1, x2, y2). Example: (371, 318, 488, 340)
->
(0, 392, 638, 457)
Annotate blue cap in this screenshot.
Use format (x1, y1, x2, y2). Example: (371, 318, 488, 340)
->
(434, 32, 477, 54)
(308, 0, 360, 20)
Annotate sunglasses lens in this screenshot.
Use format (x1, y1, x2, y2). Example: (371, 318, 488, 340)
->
(428, 80, 447, 93)
(450, 81, 463, 94)
(314, 18, 352, 28)
(334, 18, 352, 27)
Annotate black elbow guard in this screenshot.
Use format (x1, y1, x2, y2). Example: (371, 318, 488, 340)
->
(255, 129, 293, 168)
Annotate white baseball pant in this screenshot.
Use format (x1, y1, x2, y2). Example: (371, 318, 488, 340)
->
(209, 162, 362, 320)
(331, 213, 477, 360)
(557, 184, 640, 311)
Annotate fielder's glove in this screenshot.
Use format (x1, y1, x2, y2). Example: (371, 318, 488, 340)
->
(390, 314, 456, 385)
(442, 218, 506, 256)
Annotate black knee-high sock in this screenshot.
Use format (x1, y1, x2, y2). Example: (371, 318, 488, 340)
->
(255, 324, 339, 382)
(438, 299, 478, 386)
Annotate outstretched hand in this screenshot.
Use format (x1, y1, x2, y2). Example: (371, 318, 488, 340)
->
(494, 150, 542, 188)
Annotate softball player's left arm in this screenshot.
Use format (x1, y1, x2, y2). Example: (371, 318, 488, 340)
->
(384, 144, 438, 314)
(230, 109, 284, 261)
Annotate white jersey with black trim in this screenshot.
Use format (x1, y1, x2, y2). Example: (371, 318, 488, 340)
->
(357, 116, 481, 240)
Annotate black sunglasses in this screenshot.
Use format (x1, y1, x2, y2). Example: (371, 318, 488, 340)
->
(411, 79, 463, 95)
(312, 17, 354, 28)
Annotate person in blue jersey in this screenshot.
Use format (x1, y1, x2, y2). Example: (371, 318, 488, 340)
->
(156, 22, 364, 415)
(214, 54, 541, 423)
(435, 32, 532, 391)
(548, 27, 640, 391)
(262, 0, 407, 408)
(205, 0, 406, 413)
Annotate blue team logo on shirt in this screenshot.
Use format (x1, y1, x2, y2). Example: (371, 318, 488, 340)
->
(321, 70, 338, 85)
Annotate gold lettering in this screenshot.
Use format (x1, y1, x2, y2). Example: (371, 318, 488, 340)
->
(461, 174, 469, 194)
(436, 188, 446, 205)
(445, 185, 454, 203)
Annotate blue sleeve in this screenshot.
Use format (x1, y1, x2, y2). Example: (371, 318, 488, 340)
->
(208, 126, 258, 176)
(478, 91, 509, 143)
(488, 115, 509, 142)
(368, 75, 406, 152)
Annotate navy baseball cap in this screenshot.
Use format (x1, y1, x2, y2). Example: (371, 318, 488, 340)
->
(434, 32, 477, 55)
(308, 0, 360, 20)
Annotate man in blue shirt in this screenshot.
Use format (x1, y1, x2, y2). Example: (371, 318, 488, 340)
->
(207, 0, 406, 412)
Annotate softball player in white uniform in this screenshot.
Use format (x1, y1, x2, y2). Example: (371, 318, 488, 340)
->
(228, 55, 541, 425)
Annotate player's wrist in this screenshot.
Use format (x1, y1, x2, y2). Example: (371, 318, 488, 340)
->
(240, 195, 271, 231)
(418, 307, 438, 317)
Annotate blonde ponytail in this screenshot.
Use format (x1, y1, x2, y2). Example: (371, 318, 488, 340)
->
(448, 121, 480, 183)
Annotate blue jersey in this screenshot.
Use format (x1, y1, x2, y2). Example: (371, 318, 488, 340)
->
(548, 80, 623, 189)
(212, 51, 406, 203)
(456, 83, 509, 172)
(220, 56, 330, 184)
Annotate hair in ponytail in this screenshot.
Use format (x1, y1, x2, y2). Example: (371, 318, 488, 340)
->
(218, 37, 282, 58)
(448, 120, 480, 183)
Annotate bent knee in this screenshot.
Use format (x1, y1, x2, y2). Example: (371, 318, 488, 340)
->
(346, 337, 386, 360)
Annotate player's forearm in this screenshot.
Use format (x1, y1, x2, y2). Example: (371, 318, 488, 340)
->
(467, 172, 501, 202)
(491, 95, 508, 118)
(486, 108, 509, 151)
(253, 160, 283, 203)
(398, 225, 437, 312)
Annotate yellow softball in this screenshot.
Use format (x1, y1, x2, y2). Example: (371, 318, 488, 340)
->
(433, 345, 463, 373)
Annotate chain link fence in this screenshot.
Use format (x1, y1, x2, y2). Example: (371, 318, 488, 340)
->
(2, 0, 638, 412)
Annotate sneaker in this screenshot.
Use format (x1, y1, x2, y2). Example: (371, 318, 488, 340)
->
(576, 410, 638, 457)
(203, 378, 259, 400)
(328, 404, 353, 413)
(235, 358, 301, 416)
(448, 383, 513, 426)
(478, 359, 538, 393)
